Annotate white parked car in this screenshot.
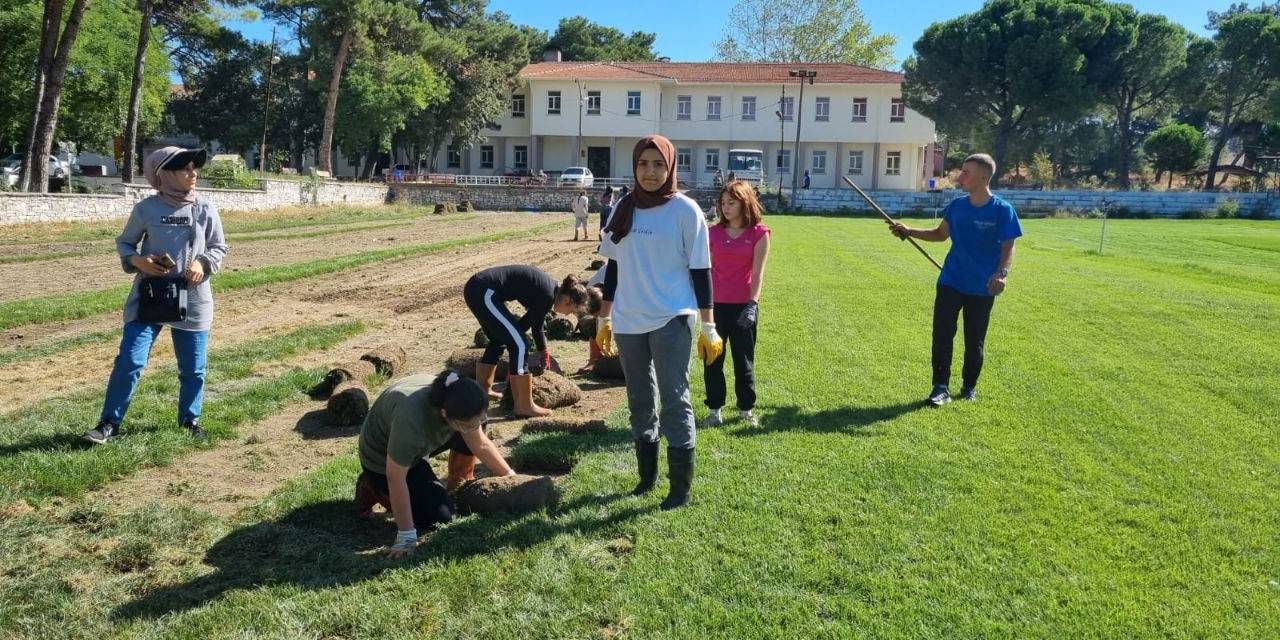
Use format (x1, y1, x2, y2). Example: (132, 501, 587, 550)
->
(558, 166, 594, 187)
(1, 154, 70, 186)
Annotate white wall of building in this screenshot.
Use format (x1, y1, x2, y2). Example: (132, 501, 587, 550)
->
(420, 75, 936, 189)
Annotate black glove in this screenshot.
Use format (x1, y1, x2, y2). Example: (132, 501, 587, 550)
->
(737, 301, 759, 329)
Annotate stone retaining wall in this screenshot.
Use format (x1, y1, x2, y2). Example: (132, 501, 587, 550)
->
(792, 188, 1280, 219)
(0, 179, 390, 225)
(390, 183, 721, 212)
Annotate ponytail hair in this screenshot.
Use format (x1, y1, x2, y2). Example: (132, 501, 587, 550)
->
(427, 369, 486, 420)
(556, 274, 603, 315)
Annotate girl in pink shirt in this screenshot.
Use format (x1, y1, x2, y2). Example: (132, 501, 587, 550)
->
(704, 181, 771, 427)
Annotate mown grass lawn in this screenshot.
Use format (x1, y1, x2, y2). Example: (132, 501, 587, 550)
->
(2, 217, 1277, 639)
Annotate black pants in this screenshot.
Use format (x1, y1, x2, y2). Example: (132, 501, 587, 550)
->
(359, 431, 477, 531)
(703, 302, 758, 411)
(464, 278, 529, 375)
(931, 284, 995, 389)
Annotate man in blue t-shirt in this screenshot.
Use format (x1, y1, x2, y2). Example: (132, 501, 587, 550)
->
(889, 154, 1022, 406)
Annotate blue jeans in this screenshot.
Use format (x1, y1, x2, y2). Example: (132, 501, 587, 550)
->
(100, 321, 209, 426)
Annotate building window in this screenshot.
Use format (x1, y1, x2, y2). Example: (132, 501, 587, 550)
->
(480, 145, 494, 169)
(513, 145, 528, 170)
(780, 96, 794, 121)
(707, 96, 722, 120)
(847, 150, 864, 174)
(776, 149, 792, 173)
(547, 91, 561, 115)
(851, 98, 867, 122)
(511, 94, 525, 118)
(677, 95, 691, 120)
(815, 97, 830, 122)
(886, 151, 902, 175)
(586, 91, 601, 115)
(676, 147, 692, 172)
(447, 145, 461, 169)
(890, 98, 905, 122)
(811, 150, 827, 174)
(627, 91, 641, 115)
(741, 96, 756, 120)
(705, 148, 720, 171)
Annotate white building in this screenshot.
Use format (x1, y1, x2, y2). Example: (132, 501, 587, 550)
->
(428, 59, 937, 191)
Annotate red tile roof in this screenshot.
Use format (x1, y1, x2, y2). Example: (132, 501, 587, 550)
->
(519, 62, 902, 85)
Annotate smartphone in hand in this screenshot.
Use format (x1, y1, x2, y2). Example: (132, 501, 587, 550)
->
(154, 253, 176, 269)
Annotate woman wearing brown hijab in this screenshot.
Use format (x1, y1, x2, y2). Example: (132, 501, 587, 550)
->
(595, 135, 724, 510)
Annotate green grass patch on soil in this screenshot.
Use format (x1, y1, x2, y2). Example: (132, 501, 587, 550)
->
(0, 321, 365, 503)
(2, 218, 1276, 638)
(0, 221, 561, 331)
(0, 328, 121, 368)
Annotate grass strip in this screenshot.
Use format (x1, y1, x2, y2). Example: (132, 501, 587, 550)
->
(0, 221, 561, 332)
(0, 329, 121, 368)
(0, 321, 365, 502)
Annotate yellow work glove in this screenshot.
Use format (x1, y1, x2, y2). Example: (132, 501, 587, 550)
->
(596, 316, 617, 357)
(696, 322, 724, 365)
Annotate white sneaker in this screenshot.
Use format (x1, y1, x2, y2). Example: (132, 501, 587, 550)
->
(739, 410, 758, 427)
(702, 409, 722, 427)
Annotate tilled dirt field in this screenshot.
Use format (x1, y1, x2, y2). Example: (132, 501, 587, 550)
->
(1, 208, 625, 516)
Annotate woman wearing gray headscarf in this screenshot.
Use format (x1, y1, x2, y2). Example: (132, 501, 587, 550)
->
(83, 147, 229, 444)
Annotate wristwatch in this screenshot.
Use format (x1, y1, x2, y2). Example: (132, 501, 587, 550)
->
(997, 268, 1010, 278)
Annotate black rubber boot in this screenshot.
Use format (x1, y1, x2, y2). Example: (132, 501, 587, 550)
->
(660, 446, 694, 510)
(632, 439, 659, 496)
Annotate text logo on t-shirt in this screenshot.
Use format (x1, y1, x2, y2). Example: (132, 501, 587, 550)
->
(973, 220, 996, 230)
(160, 215, 190, 226)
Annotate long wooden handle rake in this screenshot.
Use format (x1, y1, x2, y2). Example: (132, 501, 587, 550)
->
(841, 175, 943, 271)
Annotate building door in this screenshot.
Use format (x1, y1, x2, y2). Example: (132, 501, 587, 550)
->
(587, 147, 610, 179)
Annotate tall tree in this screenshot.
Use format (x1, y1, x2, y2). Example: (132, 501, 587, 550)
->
(545, 16, 658, 61)
(903, 0, 1121, 186)
(411, 10, 533, 170)
(1095, 9, 1201, 189)
(122, 1, 249, 182)
(714, 0, 896, 69)
(21, 0, 90, 192)
(1, 0, 168, 158)
(1195, 11, 1280, 190)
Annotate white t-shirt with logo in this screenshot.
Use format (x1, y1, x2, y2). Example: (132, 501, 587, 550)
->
(599, 192, 711, 335)
(572, 195, 589, 218)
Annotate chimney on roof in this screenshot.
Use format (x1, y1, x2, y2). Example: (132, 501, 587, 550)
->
(543, 47, 562, 63)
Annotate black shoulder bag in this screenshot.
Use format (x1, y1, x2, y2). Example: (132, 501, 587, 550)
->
(137, 204, 197, 323)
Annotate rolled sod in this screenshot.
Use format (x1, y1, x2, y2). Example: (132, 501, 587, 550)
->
(326, 382, 370, 425)
(576, 315, 597, 340)
(447, 348, 508, 380)
(360, 344, 407, 377)
(590, 355, 625, 381)
(454, 474, 556, 515)
(306, 360, 378, 400)
(499, 370, 582, 409)
(545, 315, 576, 340)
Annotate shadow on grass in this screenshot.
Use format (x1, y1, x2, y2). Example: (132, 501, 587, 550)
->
(0, 432, 92, 457)
(110, 493, 651, 622)
(506, 427, 633, 475)
(728, 402, 924, 438)
(113, 422, 644, 622)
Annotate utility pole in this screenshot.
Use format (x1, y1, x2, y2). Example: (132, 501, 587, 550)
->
(259, 26, 280, 175)
(576, 79, 584, 168)
(788, 69, 816, 204)
(775, 84, 785, 211)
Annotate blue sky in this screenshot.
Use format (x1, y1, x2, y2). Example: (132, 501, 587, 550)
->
(226, 0, 1226, 68)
